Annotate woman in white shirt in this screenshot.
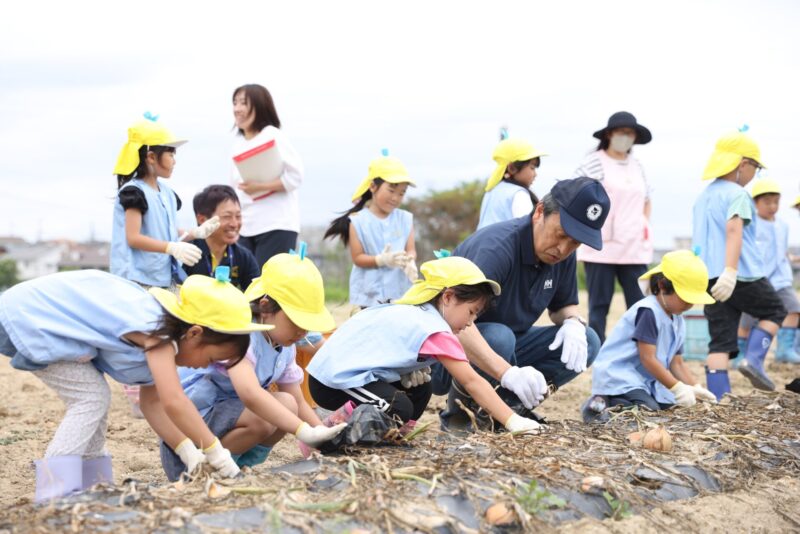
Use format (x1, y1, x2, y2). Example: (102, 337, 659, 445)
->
(230, 84, 303, 266)
(572, 111, 654, 343)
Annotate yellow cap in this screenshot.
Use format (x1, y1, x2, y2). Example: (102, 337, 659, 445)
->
(394, 256, 501, 305)
(351, 155, 416, 202)
(793, 195, 800, 207)
(244, 253, 336, 332)
(113, 116, 188, 175)
(751, 178, 781, 198)
(640, 250, 714, 305)
(485, 138, 547, 192)
(149, 275, 273, 334)
(701, 131, 765, 181)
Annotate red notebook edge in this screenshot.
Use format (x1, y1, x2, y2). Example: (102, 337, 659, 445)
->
(233, 139, 276, 162)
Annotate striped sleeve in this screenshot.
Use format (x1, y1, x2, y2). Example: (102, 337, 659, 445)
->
(571, 152, 604, 180)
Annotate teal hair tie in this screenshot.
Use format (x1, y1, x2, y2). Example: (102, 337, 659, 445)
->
(499, 126, 509, 140)
(738, 124, 749, 133)
(289, 241, 308, 260)
(215, 265, 231, 283)
(381, 148, 389, 157)
(433, 249, 451, 258)
(691, 245, 701, 257)
(143, 111, 160, 122)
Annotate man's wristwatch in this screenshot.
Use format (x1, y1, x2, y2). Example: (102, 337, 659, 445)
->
(566, 315, 588, 327)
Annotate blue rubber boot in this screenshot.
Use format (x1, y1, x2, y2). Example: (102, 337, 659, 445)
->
(775, 328, 800, 363)
(738, 326, 776, 391)
(705, 367, 731, 401)
(35, 455, 83, 503)
(731, 337, 747, 369)
(82, 455, 113, 490)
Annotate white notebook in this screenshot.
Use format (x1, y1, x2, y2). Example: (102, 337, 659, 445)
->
(233, 138, 284, 183)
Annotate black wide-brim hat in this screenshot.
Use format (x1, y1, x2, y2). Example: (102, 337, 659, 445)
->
(592, 111, 652, 145)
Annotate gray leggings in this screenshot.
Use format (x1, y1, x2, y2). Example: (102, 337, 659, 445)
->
(33, 361, 111, 458)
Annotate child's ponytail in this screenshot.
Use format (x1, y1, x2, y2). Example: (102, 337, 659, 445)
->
(324, 178, 384, 246)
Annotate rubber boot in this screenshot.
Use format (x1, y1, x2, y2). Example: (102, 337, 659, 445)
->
(730, 337, 747, 369)
(738, 326, 776, 391)
(82, 455, 113, 490)
(580, 395, 610, 423)
(439, 380, 494, 432)
(775, 328, 800, 363)
(705, 367, 731, 401)
(35, 455, 83, 503)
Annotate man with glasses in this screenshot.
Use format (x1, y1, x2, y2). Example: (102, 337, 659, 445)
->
(693, 130, 786, 400)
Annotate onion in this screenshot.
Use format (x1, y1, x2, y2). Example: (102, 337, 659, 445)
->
(642, 426, 673, 452)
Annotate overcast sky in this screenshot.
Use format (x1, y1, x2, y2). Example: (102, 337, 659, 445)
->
(2, 0, 799, 249)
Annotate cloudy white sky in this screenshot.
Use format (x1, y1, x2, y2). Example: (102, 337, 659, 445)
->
(2, 1, 799, 249)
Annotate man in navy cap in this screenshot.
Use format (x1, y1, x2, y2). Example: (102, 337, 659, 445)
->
(433, 177, 611, 427)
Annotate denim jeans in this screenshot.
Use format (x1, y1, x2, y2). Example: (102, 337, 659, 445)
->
(431, 322, 601, 398)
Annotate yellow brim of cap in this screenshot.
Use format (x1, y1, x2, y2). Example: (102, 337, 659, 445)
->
(639, 266, 714, 305)
(351, 174, 417, 202)
(674, 287, 715, 305)
(149, 288, 274, 334)
(394, 278, 501, 306)
(485, 149, 548, 192)
(281, 303, 336, 333)
(702, 152, 766, 181)
(244, 276, 268, 302)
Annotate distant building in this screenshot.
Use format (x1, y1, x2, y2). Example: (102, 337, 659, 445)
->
(58, 241, 110, 271)
(0, 242, 64, 280)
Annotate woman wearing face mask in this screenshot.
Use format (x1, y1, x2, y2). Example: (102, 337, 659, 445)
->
(572, 111, 653, 343)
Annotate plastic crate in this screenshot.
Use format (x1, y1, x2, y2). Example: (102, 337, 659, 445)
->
(683, 308, 710, 361)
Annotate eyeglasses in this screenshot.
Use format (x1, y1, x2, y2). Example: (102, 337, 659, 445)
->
(744, 158, 763, 171)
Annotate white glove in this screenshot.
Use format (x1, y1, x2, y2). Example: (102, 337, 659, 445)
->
(374, 244, 408, 269)
(691, 383, 718, 403)
(166, 241, 202, 266)
(175, 438, 205, 474)
(203, 438, 240, 478)
(295, 422, 348, 448)
(500, 365, 548, 409)
(190, 216, 221, 240)
(669, 381, 697, 407)
(710, 267, 737, 302)
(403, 258, 419, 282)
(504, 413, 542, 434)
(400, 367, 431, 389)
(549, 318, 589, 373)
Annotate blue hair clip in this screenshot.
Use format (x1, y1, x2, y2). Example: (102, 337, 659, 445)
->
(215, 265, 231, 283)
(738, 124, 749, 133)
(289, 242, 308, 261)
(433, 249, 451, 259)
(143, 111, 160, 122)
(691, 245, 701, 257)
(381, 148, 389, 157)
(499, 126, 509, 141)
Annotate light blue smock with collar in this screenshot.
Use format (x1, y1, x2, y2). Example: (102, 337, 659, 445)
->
(590, 295, 684, 404)
(0, 270, 163, 385)
(692, 179, 764, 280)
(477, 180, 531, 230)
(756, 216, 793, 290)
(307, 303, 451, 389)
(110, 178, 182, 287)
(348, 208, 413, 307)
(180, 332, 299, 417)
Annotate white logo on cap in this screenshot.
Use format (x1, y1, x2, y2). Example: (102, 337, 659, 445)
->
(586, 204, 603, 221)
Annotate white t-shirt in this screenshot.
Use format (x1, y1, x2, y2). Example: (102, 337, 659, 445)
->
(230, 126, 303, 236)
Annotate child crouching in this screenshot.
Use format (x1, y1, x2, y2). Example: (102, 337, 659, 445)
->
(306, 256, 542, 433)
(582, 250, 718, 421)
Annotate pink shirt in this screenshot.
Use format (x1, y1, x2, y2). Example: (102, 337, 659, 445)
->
(419, 332, 468, 361)
(574, 150, 653, 265)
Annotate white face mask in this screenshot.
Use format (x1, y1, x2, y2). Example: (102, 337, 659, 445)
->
(609, 134, 635, 153)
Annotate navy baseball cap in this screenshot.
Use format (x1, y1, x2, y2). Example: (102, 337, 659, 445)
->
(550, 177, 610, 250)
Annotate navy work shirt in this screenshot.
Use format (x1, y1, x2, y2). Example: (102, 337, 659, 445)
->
(453, 215, 579, 335)
(183, 240, 261, 291)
